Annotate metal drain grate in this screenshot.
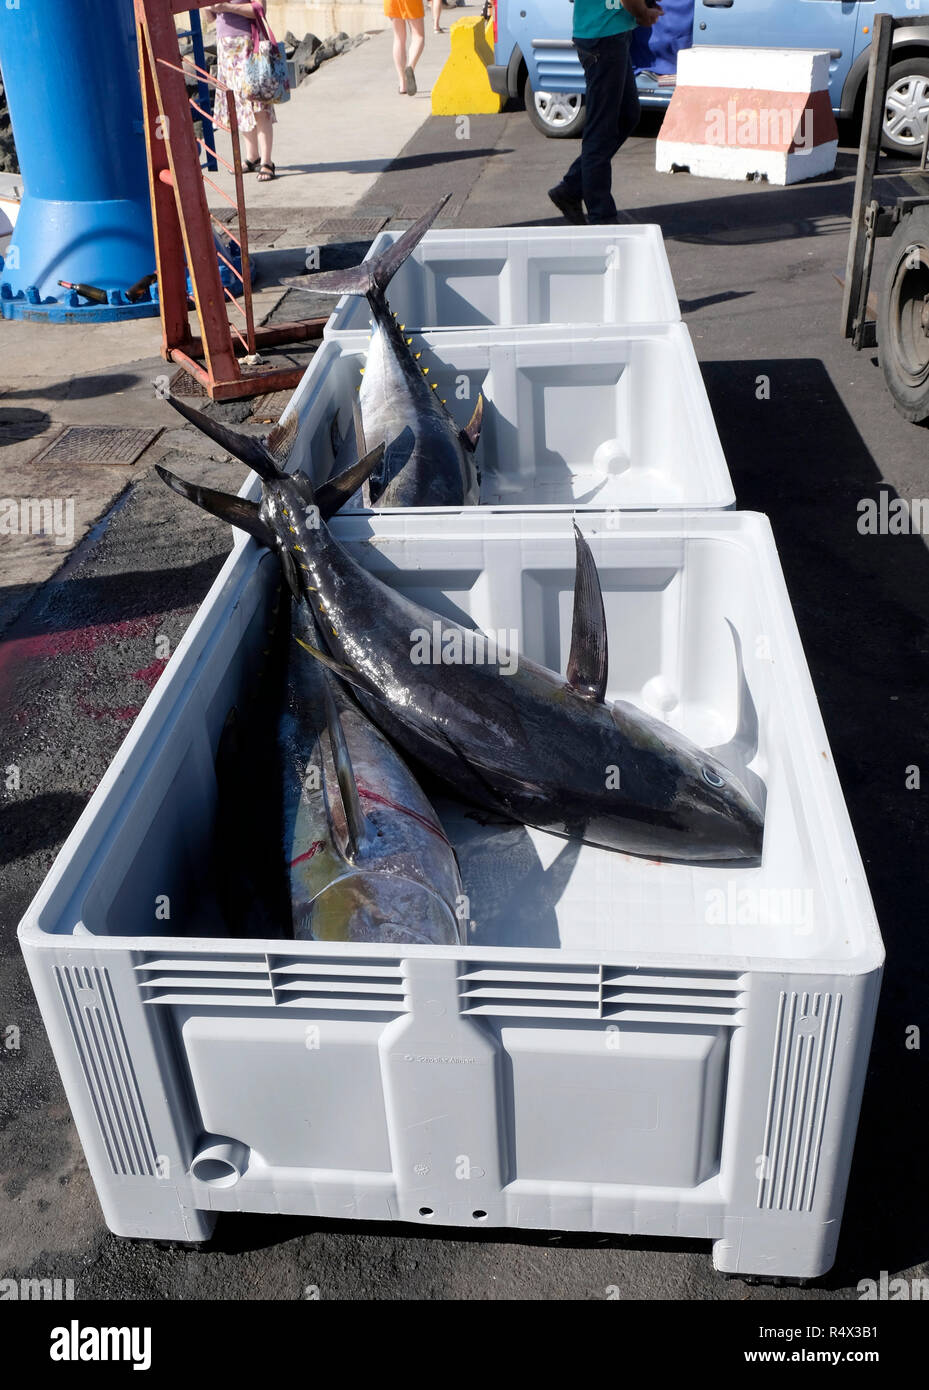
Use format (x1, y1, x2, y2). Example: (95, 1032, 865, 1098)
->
(169, 368, 209, 397)
(248, 391, 292, 423)
(315, 215, 387, 238)
(246, 227, 286, 248)
(33, 426, 161, 467)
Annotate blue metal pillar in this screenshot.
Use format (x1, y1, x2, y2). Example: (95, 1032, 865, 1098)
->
(0, 0, 159, 320)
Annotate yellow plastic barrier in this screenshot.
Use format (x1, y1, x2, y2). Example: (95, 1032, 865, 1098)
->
(431, 16, 504, 116)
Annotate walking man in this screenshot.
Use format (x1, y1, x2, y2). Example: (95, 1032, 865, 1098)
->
(549, 0, 663, 226)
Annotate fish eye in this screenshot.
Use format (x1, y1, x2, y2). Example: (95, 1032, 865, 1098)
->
(702, 767, 725, 788)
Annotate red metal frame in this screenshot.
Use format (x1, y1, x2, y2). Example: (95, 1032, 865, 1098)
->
(135, 0, 326, 399)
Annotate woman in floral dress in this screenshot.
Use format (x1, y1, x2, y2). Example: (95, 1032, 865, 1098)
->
(207, 3, 277, 181)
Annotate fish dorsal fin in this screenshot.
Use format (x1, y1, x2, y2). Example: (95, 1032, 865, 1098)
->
(329, 410, 344, 460)
(566, 522, 608, 703)
(316, 442, 386, 519)
(321, 677, 369, 861)
(266, 412, 299, 466)
(459, 393, 484, 453)
(155, 466, 277, 547)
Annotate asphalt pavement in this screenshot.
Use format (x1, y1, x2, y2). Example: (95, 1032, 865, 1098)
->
(1, 75, 928, 1302)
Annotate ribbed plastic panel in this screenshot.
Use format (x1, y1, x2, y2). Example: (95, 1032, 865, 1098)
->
(458, 962, 747, 1026)
(136, 953, 408, 1013)
(55, 965, 158, 1178)
(757, 989, 843, 1213)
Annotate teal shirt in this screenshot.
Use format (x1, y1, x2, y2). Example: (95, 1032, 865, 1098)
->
(573, 0, 637, 40)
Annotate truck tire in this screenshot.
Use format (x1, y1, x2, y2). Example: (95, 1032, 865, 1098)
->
(882, 58, 929, 156)
(878, 205, 929, 423)
(524, 75, 586, 138)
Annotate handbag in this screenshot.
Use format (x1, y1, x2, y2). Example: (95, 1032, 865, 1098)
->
(240, 2, 291, 105)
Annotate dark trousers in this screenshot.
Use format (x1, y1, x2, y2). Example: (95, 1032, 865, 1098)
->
(562, 31, 641, 223)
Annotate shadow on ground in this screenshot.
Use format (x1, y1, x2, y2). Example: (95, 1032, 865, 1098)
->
(701, 356, 929, 1287)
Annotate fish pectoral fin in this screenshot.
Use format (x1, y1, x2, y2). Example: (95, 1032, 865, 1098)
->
(316, 442, 387, 519)
(459, 393, 484, 453)
(293, 635, 385, 703)
(321, 677, 370, 862)
(279, 547, 302, 601)
(155, 466, 277, 548)
(164, 395, 285, 483)
(566, 521, 609, 704)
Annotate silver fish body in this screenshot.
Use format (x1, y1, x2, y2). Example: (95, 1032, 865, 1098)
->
(280, 604, 462, 945)
(160, 388, 765, 866)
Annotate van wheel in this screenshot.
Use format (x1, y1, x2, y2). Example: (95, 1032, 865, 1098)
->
(878, 205, 929, 423)
(882, 59, 929, 156)
(524, 76, 586, 138)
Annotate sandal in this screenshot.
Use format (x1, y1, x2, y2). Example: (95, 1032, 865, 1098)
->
(243, 157, 260, 173)
(405, 65, 417, 96)
(257, 163, 276, 181)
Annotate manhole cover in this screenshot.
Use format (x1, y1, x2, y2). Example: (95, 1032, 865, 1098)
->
(246, 227, 286, 248)
(248, 391, 292, 423)
(33, 426, 161, 467)
(169, 367, 209, 397)
(315, 215, 387, 238)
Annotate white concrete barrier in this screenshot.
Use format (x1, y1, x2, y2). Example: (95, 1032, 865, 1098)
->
(656, 47, 839, 186)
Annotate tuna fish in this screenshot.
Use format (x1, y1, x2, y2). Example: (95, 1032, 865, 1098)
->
(286, 197, 483, 508)
(281, 603, 462, 945)
(157, 401, 765, 864)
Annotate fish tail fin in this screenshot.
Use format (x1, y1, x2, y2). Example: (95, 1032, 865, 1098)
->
(155, 466, 277, 547)
(165, 394, 286, 483)
(295, 195, 451, 304)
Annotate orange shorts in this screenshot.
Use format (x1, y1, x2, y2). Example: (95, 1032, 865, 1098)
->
(384, 0, 424, 18)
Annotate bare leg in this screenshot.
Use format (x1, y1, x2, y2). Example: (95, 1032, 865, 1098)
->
(255, 108, 274, 168)
(432, 0, 443, 33)
(241, 127, 259, 166)
(408, 17, 425, 70)
(392, 17, 407, 92)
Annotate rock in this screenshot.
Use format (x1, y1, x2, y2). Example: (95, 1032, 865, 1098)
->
(348, 34, 370, 50)
(316, 31, 351, 61)
(292, 32, 321, 67)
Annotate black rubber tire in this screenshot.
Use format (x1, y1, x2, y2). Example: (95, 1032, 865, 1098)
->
(524, 75, 586, 139)
(881, 58, 929, 157)
(878, 205, 929, 424)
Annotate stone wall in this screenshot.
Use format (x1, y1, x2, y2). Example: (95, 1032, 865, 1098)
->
(266, 3, 387, 41)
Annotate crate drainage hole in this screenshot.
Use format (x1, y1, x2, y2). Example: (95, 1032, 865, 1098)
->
(419, 1207, 434, 1218)
(192, 1158, 238, 1187)
(190, 1138, 249, 1188)
(472, 1210, 488, 1221)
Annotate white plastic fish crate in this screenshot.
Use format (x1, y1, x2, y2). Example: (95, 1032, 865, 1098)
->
(18, 512, 882, 1278)
(288, 324, 734, 511)
(322, 225, 681, 339)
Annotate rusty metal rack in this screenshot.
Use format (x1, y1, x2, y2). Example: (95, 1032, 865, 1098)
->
(841, 12, 929, 352)
(135, 0, 326, 400)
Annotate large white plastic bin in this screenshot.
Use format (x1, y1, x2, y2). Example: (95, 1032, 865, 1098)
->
(321, 225, 681, 339)
(287, 325, 735, 511)
(18, 511, 882, 1278)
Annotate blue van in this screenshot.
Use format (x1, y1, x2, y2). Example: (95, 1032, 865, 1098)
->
(486, 0, 929, 156)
